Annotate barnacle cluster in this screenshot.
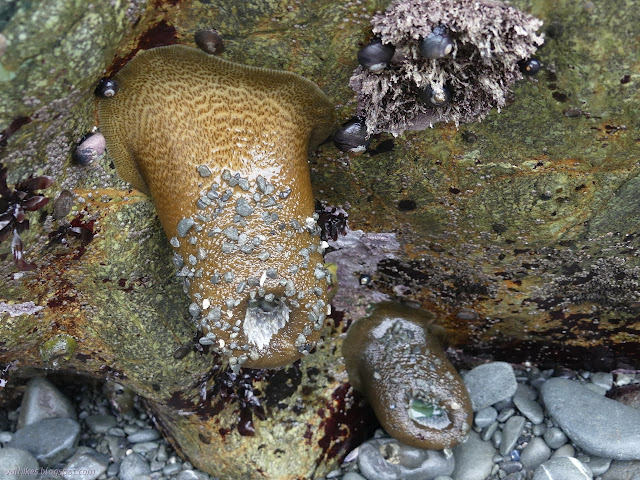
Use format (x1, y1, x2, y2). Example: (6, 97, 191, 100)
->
(350, 0, 544, 135)
(0, 163, 53, 270)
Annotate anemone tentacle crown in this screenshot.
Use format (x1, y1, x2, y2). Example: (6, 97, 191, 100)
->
(98, 45, 335, 369)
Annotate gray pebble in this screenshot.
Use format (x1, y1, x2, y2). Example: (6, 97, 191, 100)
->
(176, 470, 208, 480)
(63, 447, 109, 480)
(532, 423, 547, 437)
(106, 462, 120, 477)
(481, 421, 498, 442)
(17, 376, 77, 429)
(543, 427, 567, 449)
(541, 378, 640, 460)
(590, 372, 613, 391)
(520, 437, 551, 471)
(532, 457, 593, 480)
(343, 473, 367, 480)
(600, 459, 640, 480)
(475, 407, 498, 428)
(497, 407, 516, 422)
(8, 417, 80, 466)
(582, 456, 611, 476)
(464, 362, 518, 411)
(163, 462, 183, 475)
(85, 415, 117, 434)
(501, 460, 523, 474)
(551, 444, 576, 458)
(513, 385, 544, 424)
(500, 416, 526, 455)
(197, 165, 211, 177)
(452, 431, 495, 480)
(119, 453, 151, 480)
(131, 441, 159, 453)
(127, 428, 161, 443)
(177, 218, 195, 237)
(235, 198, 254, 217)
(156, 444, 168, 462)
(0, 447, 39, 480)
(358, 438, 454, 480)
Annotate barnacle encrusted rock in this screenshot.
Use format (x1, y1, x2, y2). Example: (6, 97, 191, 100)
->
(98, 45, 335, 369)
(343, 302, 473, 450)
(350, 0, 544, 135)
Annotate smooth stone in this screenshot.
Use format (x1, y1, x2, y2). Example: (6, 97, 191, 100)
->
(0, 431, 13, 443)
(8, 417, 80, 466)
(600, 460, 640, 480)
(343, 473, 367, 480)
(106, 462, 120, 476)
(500, 460, 522, 474)
(513, 386, 544, 424)
(131, 441, 159, 453)
(532, 457, 592, 480)
(0, 447, 39, 480)
(85, 415, 117, 434)
(552, 444, 575, 458)
(127, 428, 160, 443)
(584, 383, 608, 395)
(464, 362, 517, 411)
(63, 447, 109, 480)
(176, 470, 207, 480)
(543, 427, 567, 449)
(480, 421, 498, 442)
(358, 438, 454, 480)
(541, 378, 640, 460)
(451, 431, 495, 480)
(582, 456, 611, 476)
(119, 453, 151, 480)
(17, 377, 77, 430)
(497, 408, 516, 423)
(433, 477, 454, 480)
(156, 444, 168, 462)
(532, 423, 546, 437)
(474, 407, 498, 429)
(521, 437, 551, 470)
(163, 463, 182, 475)
(499, 416, 526, 456)
(590, 372, 613, 391)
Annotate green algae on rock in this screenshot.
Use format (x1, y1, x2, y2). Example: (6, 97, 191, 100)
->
(343, 302, 472, 450)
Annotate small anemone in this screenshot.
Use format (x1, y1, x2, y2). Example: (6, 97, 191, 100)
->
(0, 163, 54, 270)
(342, 302, 472, 450)
(349, 0, 544, 135)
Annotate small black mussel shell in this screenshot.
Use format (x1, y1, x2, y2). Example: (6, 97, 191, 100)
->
(357, 39, 395, 73)
(95, 78, 118, 98)
(333, 117, 371, 153)
(195, 28, 225, 55)
(419, 25, 454, 60)
(518, 58, 541, 76)
(418, 84, 451, 108)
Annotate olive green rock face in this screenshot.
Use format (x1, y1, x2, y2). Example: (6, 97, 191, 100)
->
(343, 302, 473, 450)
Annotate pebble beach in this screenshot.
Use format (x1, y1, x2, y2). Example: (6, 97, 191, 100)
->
(2, 361, 640, 480)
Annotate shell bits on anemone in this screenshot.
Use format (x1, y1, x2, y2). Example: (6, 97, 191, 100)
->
(343, 302, 473, 450)
(349, 0, 544, 135)
(98, 45, 336, 370)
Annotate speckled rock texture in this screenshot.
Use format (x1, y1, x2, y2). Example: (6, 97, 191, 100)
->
(1, 0, 639, 479)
